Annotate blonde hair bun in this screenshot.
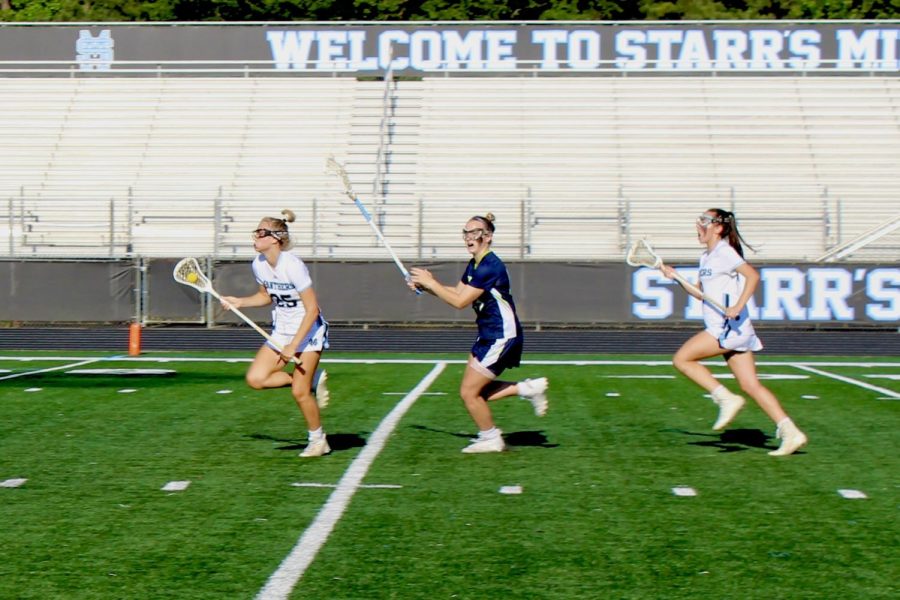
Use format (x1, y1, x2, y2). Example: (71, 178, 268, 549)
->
(281, 209, 296, 223)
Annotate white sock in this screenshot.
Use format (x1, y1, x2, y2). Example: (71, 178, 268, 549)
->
(308, 427, 324, 441)
(479, 427, 500, 440)
(711, 385, 730, 401)
(776, 417, 793, 430)
(517, 379, 531, 397)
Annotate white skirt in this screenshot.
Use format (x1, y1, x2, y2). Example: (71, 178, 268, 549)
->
(267, 318, 329, 354)
(705, 319, 763, 353)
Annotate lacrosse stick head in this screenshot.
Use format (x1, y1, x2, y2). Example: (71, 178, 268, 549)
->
(173, 257, 212, 293)
(326, 156, 355, 200)
(625, 238, 663, 269)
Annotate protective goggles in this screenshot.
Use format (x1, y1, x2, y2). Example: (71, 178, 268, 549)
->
(461, 228, 486, 241)
(696, 214, 722, 227)
(251, 228, 286, 240)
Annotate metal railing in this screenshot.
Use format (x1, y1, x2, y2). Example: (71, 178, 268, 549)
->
(2, 187, 861, 261)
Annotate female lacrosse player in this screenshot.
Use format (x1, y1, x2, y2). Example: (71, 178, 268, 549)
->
(660, 208, 807, 456)
(220, 209, 331, 458)
(408, 213, 549, 454)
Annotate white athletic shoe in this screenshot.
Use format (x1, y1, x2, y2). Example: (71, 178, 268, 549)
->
(712, 390, 745, 431)
(518, 377, 549, 417)
(768, 422, 808, 457)
(315, 370, 329, 409)
(461, 431, 505, 454)
(300, 436, 331, 458)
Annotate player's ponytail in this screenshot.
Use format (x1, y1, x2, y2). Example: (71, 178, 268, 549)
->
(709, 208, 753, 258)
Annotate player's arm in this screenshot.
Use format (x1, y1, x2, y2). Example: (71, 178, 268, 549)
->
(660, 263, 704, 301)
(409, 267, 482, 309)
(729, 262, 759, 317)
(220, 284, 271, 310)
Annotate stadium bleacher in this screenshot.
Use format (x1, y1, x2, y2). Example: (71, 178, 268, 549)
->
(1, 75, 898, 261)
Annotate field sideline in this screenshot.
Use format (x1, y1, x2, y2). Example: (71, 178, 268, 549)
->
(1, 351, 898, 599)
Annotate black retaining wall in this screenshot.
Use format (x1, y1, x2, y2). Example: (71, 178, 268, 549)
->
(0, 327, 896, 356)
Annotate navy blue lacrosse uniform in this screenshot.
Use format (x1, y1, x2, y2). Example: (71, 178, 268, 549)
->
(462, 250, 523, 376)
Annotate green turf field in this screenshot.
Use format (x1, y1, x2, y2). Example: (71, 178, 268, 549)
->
(1, 351, 897, 599)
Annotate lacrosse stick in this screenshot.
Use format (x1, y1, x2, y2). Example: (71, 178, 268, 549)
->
(626, 238, 727, 313)
(173, 257, 301, 364)
(326, 156, 422, 294)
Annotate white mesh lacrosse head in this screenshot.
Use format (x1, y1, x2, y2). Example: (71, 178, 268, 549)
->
(625, 239, 663, 269)
(326, 156, 355, 200)
(173, 257, 212, 293)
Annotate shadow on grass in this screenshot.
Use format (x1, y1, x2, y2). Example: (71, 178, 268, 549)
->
(409, 424, 558, 449)
(663, 428, 779, 453)
(247, 432, 367, 452)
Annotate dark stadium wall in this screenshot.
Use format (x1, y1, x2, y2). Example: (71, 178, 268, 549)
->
(1, 259, 897, 328)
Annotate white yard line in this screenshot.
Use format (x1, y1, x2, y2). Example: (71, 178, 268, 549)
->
(255, 361, 447, 600)
(1, 355, 899, 368)
(793, 364, 900, 399)
(0, 358, 105, 381)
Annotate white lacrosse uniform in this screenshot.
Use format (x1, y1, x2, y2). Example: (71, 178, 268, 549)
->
(698, 240, 763, 352)
(251, 252, 328, 353)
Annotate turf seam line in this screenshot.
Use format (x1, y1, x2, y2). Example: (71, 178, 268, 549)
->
(255, 361, 447, 600)
(792, 364, 900, 399)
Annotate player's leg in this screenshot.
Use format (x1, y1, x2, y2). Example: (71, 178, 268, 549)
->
(727, 352, 807, 456)
(480, 378, 548, 417)
(244, 345, 291, 389)
(726, 351, 786, 423)
(673, 331, 745, 430)
(293, 350, 330, 457)
(459, 358, 505, 453)
(461, 358, 496, 431)
(673, 331, 726, 389)
(478, 335, 548, 416)
(313, 368, 329, 408)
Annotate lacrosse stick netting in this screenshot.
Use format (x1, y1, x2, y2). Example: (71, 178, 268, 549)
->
(625, 238, 663, 269)
(624, 239, 727, 313)
(172, 258, 302, 364)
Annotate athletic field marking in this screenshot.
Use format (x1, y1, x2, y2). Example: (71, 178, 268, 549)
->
(66, 368, 176, 376)
(793, 365, 900, 400)
(291, 482, 402, 489)
(865, 374, 900, 380)
(838, 489, 867, 499)
(117, 389, 138, 394)
(0, 358, 105, 381)
(603, 375, 675, 379)
(161, 481, 191, 492)
(672, 486, 697, 497)
(24, 388, 42, 392)
(1, 355, 898, 368)
(256, 362, 447, 600)
(1, 478, 27, 488)
(499, 485, 523, 495)
(715, 374, 809, 380)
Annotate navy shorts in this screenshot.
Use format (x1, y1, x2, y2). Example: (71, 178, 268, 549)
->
(470, 335, 523, 377)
